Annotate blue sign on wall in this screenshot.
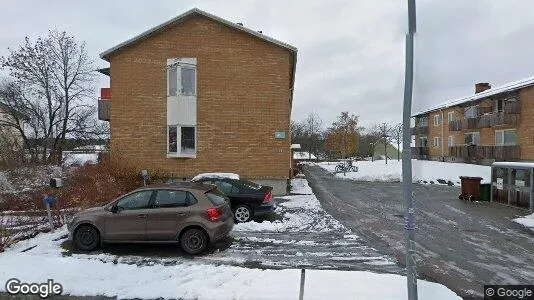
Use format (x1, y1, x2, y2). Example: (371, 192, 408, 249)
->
(275, 131, 286, 139)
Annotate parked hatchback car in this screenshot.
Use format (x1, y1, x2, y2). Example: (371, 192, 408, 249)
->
(191, 174, 274, 223)
(67, 182, 233, 255)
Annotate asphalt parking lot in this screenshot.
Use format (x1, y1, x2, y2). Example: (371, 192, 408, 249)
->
(304, 165, 534, 299)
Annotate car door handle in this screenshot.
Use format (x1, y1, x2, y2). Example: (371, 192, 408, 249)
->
(137, 214, 147, 219)
(177, 213, 187, 216)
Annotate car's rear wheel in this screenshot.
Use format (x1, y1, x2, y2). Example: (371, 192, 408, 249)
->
(73, 225, 100, 251)
(181, 228, 208, 255)
(234, 205, 253, 223)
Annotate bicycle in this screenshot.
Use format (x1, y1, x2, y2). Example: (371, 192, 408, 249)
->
(335, 160, 358, 173)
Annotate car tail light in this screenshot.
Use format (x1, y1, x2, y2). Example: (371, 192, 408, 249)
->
(207, 207, 221, 222)
(263, 191, 273, 203)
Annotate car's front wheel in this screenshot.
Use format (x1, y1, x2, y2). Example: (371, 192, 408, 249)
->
(181, 228, 208, 255)
(234, 205, 253, 223)
(73, 225, 100, 251)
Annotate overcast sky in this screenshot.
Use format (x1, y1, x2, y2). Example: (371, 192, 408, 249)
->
(2, 0, 534, 130)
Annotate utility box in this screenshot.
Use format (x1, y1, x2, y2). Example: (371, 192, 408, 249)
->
(49, 178, 62, 188)
(491, 162, 534, 212)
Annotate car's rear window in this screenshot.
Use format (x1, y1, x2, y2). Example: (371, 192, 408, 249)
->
(205, 189, 228, 206)
(238, 179, 261, 190)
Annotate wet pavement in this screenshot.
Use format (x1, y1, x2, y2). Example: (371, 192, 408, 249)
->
(305, 165, 534, 299)
(62, 195, 402, 275)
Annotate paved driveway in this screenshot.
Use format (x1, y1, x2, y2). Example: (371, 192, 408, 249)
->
(305, 165, 534, 299)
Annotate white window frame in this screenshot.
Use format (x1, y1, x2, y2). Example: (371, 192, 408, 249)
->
(167, 59, 197, 97)
(167, 125, 197, 158)
(433, 137, 441, 148)
(447, 136, 455, 147)
(419, 136, 428, 147)
(434, 114, 441, 126)
(465, 105, 478, 118)
(495, 129, 517, 146)
(447, 112, 455, 122)
(465, 132, 480, 146)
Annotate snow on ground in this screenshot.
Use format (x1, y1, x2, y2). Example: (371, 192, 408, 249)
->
(318, 159, 491, 186)
(290, 178, 313, 195)
(513, 213, 534, 231)
(0, 227, 460, 299)
(0, 165, 62, 194)
(62, 151, 99, 166)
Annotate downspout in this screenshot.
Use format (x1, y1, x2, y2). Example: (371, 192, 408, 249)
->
(441, 109, 444, 160)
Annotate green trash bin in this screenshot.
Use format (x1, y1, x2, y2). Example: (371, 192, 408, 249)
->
(480, 183, 491, 202)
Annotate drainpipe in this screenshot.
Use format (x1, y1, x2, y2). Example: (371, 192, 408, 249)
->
(441, 109, 444, 160)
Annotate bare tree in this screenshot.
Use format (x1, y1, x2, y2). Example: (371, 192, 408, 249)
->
(304, 112, 323, 159)
(1, 30, 100, 163)
(377, 123, 392, 164)
(390, 123, 403, 161)
(359, 125, 381, 161)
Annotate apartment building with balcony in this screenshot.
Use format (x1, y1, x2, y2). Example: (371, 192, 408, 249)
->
(411, 78, 534, 165)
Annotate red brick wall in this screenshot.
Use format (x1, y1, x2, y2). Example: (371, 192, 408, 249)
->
(107, 15, 293, 179)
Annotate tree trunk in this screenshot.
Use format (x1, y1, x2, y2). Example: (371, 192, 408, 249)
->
(385, 141, 388, 164)
(397, 142, 401, 161)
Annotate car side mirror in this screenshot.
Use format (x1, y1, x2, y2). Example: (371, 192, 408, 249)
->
(110, 204, 119, 213)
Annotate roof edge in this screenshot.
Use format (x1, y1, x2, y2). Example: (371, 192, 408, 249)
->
(99, 8, 297, 61)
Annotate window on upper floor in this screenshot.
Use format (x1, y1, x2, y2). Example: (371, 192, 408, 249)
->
(434, 114, 441, 126)
(465, 132, 480, 145)
(495, 129, 517, 146)
(447, 112, 456, 122)
(419, 116, 428, 127)
(465, 106, 479, 118)
(167, 61, 196, 97)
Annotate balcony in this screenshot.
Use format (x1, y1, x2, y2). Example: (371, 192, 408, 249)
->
(411, 147, 430, 159)
(98, 87, 110, 121)
(410, 125, 429, 135)
(98, 100, 110, 121)
(448, 102, 521, 132)
(449, 145, 520, 161)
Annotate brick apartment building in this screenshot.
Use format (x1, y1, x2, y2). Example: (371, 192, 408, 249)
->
(411, 77, 534, 165)
(97, 8, 297, 194)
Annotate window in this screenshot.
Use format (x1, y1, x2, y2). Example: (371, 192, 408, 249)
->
(205, 189, 229, 206)
(447, 112, 455, 122)
(434, 114, 441, 126)
(465, 106, 478, 118)
(153, 190, 187, 208)
(167, 63, 196, 96)
(465, 132, 480, 145)
(448, 136, 455, 147)
(419, 116, 429, 127)
(214, 181, 234, 195)
(116, 191, 152, 210)
(495, 99, 504, 113)
(168, 125, 196, 156)
(419, 136, 428, 147)
(433, 137, 441, 148)
(495, 129, 517, 146)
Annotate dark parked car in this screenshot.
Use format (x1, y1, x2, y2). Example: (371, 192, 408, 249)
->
(67, 182, 233, 255)
(191, 175, 274, 223)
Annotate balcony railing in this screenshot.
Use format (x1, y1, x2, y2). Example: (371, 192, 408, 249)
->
(449, 109, 520, 131)
(449, 145, 520, 161)
(410, 125, 429, 135)
(98, 99, 110, 121)
(411, 147, 430, 159)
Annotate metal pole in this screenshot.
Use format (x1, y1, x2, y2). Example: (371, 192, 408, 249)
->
(299, 269, 305, 300)
(402, 0, 418, 299)
(45, 203, 54, 232)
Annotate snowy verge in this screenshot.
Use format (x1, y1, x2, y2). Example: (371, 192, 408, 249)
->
(513, 213, 534, 231)
(0, 228, 460, 300)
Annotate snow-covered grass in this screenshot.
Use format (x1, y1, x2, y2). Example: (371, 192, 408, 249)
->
(0, 165, 62, 194)
(62, 152, 99, 166)
(318, 159, 491, 186)
(0, 227, 460, 299)
(513, 213, 534, 231)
